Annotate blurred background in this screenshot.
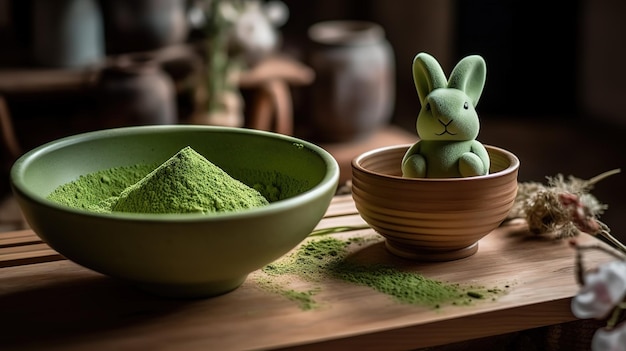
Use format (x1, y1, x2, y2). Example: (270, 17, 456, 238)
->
(0, 0, 625, 238)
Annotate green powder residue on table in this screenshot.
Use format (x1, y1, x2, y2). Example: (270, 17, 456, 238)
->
(46, 146, 292, 214)
(256, 236, 505, 311)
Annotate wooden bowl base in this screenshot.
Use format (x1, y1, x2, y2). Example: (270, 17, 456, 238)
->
(385, 240, 479, 262)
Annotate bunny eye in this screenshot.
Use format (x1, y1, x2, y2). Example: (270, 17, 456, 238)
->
(425, 103, 431, 111)
(463, 102, 469, 110)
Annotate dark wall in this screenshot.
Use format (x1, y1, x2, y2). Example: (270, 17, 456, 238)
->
(457, 0, 580, 117)
(281, 0, 582, 125)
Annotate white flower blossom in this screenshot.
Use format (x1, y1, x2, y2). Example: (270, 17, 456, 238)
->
(592, 322, 626, 351)
(571, 261, 626, 319)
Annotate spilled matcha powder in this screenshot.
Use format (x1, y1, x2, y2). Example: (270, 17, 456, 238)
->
(47, 146, 270, 214)
(256, 236, 506, 311)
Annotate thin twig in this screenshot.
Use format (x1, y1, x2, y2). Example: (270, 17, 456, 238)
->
(572, 240, 626, 286)
(607, 303, 626, 329)
(587, 168, 621, 186)
(598, 230, 626, 256)
(574, 242, 626, 261)
(309, 225, 371, 237)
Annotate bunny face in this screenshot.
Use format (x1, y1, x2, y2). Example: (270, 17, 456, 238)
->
(413, 53, 486, 141)
(402, 52, 490, 178)
(417, 88, 480, 142)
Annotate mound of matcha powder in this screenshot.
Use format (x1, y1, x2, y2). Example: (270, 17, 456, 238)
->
(112, 146, 268, 214)
(47, 146, 269, 214)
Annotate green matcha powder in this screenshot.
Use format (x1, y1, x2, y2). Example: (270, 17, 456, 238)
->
(257, 236, 506, 311)
(47, 146, 269, 214)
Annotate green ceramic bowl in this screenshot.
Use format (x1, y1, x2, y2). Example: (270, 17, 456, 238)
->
(10, 125, 339, 298)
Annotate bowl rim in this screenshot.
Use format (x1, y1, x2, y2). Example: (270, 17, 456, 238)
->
(352, 143, 520, 182)
(10, 125, 340, 221)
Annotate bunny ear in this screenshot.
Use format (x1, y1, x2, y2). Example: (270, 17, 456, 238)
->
(448, 55, 486, 106)
(412, 53, 447, 105)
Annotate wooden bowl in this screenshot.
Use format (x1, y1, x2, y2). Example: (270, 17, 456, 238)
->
(351, 144, 519, 261)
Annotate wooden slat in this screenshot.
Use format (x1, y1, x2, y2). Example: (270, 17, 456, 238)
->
(0, 230, 64, 268)
(324, 194, 359, 218)
(314, 213, 368, 231)
(1, 242, 51, 254)
(0, 248, 64, 268)
(0, 229, 43, 248)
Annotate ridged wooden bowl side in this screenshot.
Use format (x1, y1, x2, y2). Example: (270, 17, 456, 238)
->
(351, 144, 520, 261)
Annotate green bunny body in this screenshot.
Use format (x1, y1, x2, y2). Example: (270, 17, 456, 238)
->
(402, 52, 490, 178)
(403, 140, 488, 178)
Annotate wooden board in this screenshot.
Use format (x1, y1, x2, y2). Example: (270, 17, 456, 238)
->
(0, 195, 616, 350)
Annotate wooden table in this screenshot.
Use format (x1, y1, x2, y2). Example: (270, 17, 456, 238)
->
(0, 195, 615, 350)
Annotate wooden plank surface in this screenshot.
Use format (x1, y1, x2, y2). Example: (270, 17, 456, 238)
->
(0, 230, 64, 268)
(0, 230, 41, 248)
(0, 195, 616, 350)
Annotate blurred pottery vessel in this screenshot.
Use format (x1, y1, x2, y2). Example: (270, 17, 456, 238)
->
(307, 20, 395, 142)
(96, 54, 177, 127)
(31, 0, 105, 67)
(101, 0, 189, 54)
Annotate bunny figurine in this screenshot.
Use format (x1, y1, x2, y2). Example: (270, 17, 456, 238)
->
(402, 52, 490, 178)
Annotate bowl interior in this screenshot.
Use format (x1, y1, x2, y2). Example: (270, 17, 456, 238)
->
(13, 126, 335, 213)
(354, 144, 519, 179)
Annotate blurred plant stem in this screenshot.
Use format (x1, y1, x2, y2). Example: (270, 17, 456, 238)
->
(204, 0, 230, 113)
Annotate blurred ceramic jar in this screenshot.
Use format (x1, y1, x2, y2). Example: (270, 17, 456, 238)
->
(307, 20, 395, 142)
(31, 0, 105, 67)
(101, 0, 189, 54)
(96, 54, 177, 127)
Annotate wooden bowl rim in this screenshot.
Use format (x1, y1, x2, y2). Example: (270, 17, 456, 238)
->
(351, 144, 520, 182)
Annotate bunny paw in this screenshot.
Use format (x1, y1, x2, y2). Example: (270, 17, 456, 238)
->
(402, 154, 427, 178)
(459, 152, 487, 177)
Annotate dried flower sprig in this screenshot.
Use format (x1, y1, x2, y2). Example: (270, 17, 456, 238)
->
(507, 169, 625, 254)
(507, 169, 626, 350)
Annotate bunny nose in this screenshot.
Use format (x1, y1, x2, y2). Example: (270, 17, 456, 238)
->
(425, 96, 453, 121)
